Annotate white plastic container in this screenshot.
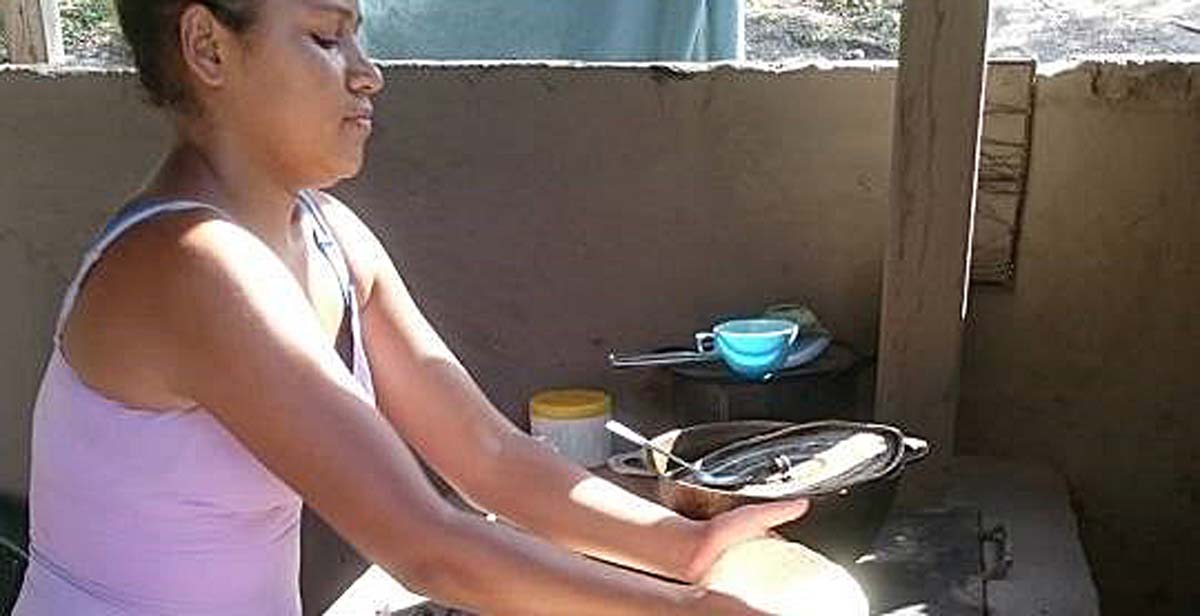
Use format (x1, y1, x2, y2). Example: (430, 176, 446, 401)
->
(528, 389, 612, 468)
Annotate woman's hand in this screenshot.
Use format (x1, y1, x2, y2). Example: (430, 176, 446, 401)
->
(685, 589, 774, 616)
(683, 499, 811, 584)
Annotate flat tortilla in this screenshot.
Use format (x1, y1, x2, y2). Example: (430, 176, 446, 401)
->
(734, 433, 889, 498)
(703, 538, 869, 616)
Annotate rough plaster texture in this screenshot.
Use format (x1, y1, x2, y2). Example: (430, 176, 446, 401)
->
(958, 61, 1200, 615)
(334, 62, 894, 438)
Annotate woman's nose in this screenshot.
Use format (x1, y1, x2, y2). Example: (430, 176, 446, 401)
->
(347, 42, 384, 96)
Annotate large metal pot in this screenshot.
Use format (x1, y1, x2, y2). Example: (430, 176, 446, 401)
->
(611, 420, 929, 564)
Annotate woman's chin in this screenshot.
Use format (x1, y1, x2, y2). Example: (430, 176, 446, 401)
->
(339, 157, 365, 180)
(318, 154, 366, 186)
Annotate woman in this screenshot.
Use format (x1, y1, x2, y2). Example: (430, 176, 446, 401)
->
(13, 0, 809, 613)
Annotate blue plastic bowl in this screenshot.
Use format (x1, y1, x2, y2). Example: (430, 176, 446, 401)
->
(698, 318, 799, 380)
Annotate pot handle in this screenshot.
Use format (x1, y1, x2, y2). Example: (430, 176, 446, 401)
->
(981, 524, 1013, 580)
(900, 436, 930, 465)
(606, 450, 658, 478)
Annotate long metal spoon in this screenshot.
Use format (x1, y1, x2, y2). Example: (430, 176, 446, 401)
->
(604, 420, 747, 488)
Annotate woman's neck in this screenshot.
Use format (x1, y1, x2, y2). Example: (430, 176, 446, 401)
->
(141, 131, 305, 253)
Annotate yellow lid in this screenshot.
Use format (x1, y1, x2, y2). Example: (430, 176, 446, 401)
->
(529, 389, 611, 420)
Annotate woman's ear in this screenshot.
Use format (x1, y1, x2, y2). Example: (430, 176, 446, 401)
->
(178, 3, 233, 90)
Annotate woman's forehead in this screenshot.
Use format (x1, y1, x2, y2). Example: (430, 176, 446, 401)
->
(274, 0, 362, 24)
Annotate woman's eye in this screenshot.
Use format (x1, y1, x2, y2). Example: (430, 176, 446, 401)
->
(311, 34, 339, 49)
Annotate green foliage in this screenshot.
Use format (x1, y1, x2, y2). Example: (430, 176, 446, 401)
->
(746, 0, 901, 60)
(817, 0, 902, 56)
(58, 0, 128, 63)
(0, 0, 125, 64)
(813, 0, 897, 18)
(60, 0, 118, 50)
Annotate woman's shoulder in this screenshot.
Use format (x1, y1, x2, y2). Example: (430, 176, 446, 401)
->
(73, 204, 245, 320)
(94, 205, 261, 286)
(61, 206, 265, 411)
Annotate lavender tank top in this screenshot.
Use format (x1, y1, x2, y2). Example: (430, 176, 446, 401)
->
(13, 193, 375, 615)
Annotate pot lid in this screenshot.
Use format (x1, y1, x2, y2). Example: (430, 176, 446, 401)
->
(673, 420, 925, 497)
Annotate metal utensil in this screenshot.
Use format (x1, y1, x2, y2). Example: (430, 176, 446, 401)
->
(607, 349, 714, 368)
(604, 420, 748, 488)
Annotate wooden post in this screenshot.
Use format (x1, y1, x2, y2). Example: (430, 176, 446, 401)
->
(2, 0, 64, 64)
(876, 0, 991, 502)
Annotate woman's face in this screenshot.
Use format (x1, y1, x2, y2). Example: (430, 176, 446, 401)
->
(202, 0, 384, 188)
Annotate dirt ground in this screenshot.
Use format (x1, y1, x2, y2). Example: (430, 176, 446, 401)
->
(747, 0, 1200, 61)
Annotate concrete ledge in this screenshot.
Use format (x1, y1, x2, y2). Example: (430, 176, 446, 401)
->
(947, 456, 1100, 616)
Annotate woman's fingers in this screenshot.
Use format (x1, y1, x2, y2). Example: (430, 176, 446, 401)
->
(736, 498, 811, 531)
(685, 499, 811, 583)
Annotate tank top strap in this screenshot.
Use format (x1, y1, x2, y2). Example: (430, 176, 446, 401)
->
(296, 191, 376, 405)
(53, 199, 229, 347)
(297, 191, 353, 302)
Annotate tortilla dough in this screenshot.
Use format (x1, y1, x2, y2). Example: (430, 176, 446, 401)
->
(703, 538, 869, 616)
(734, 433, 890, 498)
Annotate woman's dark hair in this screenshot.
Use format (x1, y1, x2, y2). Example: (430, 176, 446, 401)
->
(115, 0, 258, 109)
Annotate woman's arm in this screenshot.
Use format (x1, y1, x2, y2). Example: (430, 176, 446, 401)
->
(128, 211, 758, 615)
(317, 195, 807, 584)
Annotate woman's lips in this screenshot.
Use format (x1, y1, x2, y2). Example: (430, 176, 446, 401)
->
(345, 115, 372, 131)
(345, 101, 374, 131)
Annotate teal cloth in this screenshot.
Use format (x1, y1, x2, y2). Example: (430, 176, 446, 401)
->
(361, 0, 744, 61)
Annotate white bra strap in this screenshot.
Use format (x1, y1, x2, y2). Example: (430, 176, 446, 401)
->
(54, 200, 228, 346)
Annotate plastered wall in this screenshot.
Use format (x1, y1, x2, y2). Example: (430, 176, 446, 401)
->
(335, 63, 894, 434)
